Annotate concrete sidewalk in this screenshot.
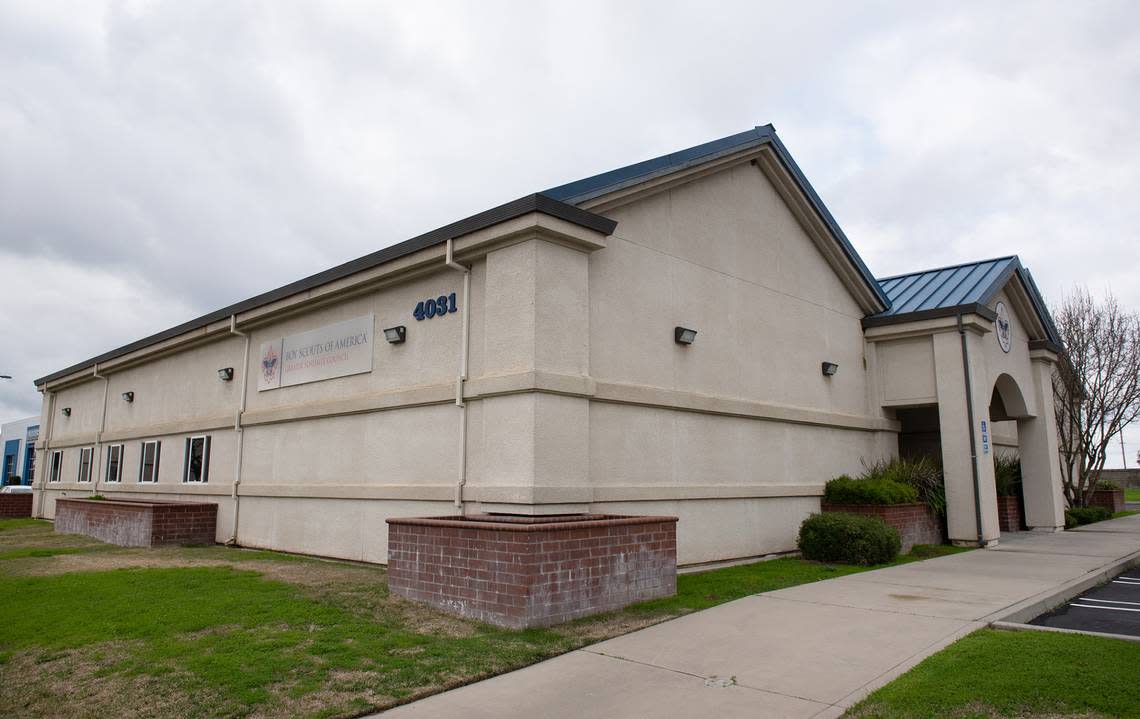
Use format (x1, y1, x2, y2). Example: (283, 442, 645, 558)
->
(378, 514, 1140, 718)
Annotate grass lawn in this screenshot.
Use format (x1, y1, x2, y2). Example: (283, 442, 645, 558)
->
(847, 628, 1140, 718)
(0, 519, 962, 719)
(1126, 487, 1140, 503)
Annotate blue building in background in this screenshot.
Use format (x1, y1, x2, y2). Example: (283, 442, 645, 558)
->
(0, 416, 39, 485)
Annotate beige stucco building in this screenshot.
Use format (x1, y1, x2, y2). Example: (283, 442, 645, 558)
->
(32, 126, 1067, 565)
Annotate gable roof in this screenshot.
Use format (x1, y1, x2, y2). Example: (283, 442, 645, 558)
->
(545, 125, 890, 309)
(864, 256, 1062, 346)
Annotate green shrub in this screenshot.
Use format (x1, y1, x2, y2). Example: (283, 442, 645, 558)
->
(1096, 479, 1119, 491)
(824, 476, 917, 505)
(862, 457, 947, 517)
(1065, 506, 1112, 527)
(994, 455, 1022, 497)
(798, 512, 901, 565)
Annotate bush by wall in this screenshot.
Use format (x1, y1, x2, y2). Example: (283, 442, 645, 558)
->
(864, 457, 947, 517)
(994, 455, 1022, 498)
(824, 475, 918, 506)
(1065, 506, 1113, 528)
(797, 512, 901, 565)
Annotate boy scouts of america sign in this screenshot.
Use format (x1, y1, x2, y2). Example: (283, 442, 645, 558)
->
(258, 314, 374, 391)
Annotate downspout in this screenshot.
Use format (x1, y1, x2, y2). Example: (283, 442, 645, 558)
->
(445, 239, 471, 513)
(92, 363, 109, 493)
(957, 314, 986, 547)
(35, 390, 55, 518)
(227, 314, 250, 545)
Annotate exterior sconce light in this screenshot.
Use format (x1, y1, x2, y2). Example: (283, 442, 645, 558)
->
(821, 362, 839, 377)
(121, 391, 134, 403)
(383, 326, 407, 344)
(674, 327, 698, 345)
(218, 367, 234, 381)
(61, 407, 72, 417)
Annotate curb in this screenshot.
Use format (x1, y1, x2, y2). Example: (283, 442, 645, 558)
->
(984, 547, 1140, 636)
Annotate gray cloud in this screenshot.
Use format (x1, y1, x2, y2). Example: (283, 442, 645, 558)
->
(2, 0, 1138, 462)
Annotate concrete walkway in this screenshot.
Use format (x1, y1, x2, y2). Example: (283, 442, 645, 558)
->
(378, 514, 1140, 718)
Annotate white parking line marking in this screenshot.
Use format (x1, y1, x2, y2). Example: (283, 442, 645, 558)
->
(1111, 580, 1140, 586)
(1081, 597, 1140, 607)
(1070, 603, 1140, 612)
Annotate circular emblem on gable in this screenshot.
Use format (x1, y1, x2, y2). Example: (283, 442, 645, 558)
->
(995, 302, 1012, 353)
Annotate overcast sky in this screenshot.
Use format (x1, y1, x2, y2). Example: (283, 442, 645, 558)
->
(2, 1, 1138, 465)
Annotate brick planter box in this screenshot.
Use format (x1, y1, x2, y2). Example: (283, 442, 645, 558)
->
(0, 493, 33, 518)
(820, 502, 944, 552)
(387, 513, 678, 629)
(54, 498, 218, 547)
(1090, 488, 1125, 514)
(996, 495, 1023, 533)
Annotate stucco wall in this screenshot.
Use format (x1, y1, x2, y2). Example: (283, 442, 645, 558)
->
(36, 157, 901, 564)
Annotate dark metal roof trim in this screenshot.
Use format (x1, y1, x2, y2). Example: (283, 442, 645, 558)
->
(544, 125, 890, 309)
(35, 194, 615, 386)
(861, 303, 998, 330)
(1028, 339, 1063, 354)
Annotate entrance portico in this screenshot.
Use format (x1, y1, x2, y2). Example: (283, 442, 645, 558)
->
(865, 257, 1067, 546)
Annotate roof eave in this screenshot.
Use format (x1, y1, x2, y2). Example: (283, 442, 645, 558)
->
(35, 194, 616, 388)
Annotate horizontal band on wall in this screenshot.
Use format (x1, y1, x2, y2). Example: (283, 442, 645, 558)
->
(44, 370, 899, 448)
(36, 482, 826, 502)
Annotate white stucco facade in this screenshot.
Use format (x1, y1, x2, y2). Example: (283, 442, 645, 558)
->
(31, 127, 1067, 565)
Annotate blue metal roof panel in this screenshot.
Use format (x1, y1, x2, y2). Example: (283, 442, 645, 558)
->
(873, 257, 1018, 318)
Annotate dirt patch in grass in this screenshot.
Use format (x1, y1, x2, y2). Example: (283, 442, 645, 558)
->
(1, 644, 225, 719)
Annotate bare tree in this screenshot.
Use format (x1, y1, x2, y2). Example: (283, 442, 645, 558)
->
(1053, 287, 1140, 507)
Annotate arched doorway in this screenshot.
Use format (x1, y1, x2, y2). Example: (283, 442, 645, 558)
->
(989, 374, 1031, 535)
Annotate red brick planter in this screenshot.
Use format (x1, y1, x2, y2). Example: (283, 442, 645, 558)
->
(0, 493, 33, 518)
(387, 514, 678, 629)
(820, 502, 944, 552)
(1090, 489, 1125, 514)
(996, 495, 1023, 533)
(55, 498, 218, 547)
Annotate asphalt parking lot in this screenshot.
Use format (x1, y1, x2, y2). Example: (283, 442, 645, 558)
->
(1031, 568, 1140, 637)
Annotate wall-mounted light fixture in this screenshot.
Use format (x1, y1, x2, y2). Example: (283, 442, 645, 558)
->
(61, 407, 72, 417)
(821, 362, 839, 377)
(217, 367, 234, 381)
(383, 325, 407, 344)
(674, 326, 698, 345)
(121, 391, 134, 403)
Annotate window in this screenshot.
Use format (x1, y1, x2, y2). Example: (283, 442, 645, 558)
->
(105, 444, 124, 483)
(49, 451, 62, 483)
(25, 445, 36, 482)
(139, 441, 161, 483)
(183, 436, 211, 484)
(77, 447, 93, 483)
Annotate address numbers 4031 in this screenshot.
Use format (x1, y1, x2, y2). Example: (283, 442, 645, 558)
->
(413, 293, 457, 321)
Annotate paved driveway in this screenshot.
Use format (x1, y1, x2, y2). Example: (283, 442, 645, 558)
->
(377, 515, 1140, 718)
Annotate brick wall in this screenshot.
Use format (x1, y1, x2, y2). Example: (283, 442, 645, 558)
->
(996, 495, 1023, 533)
(1089, 489, 1125, 514)
(820, 502, 944, 552)
(0, 494, 32, 518)
(387, 514, 678, 629)
(1101, 469, 1140, 489)
(55, 498, 217, 547)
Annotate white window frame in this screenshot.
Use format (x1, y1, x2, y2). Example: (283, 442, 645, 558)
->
(182, 435, 211, 484)
(49, 450, 63, 483)
(77, 447, 94, 483)
(138, 440, 161, 484)
(105, 444, 124, 483)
